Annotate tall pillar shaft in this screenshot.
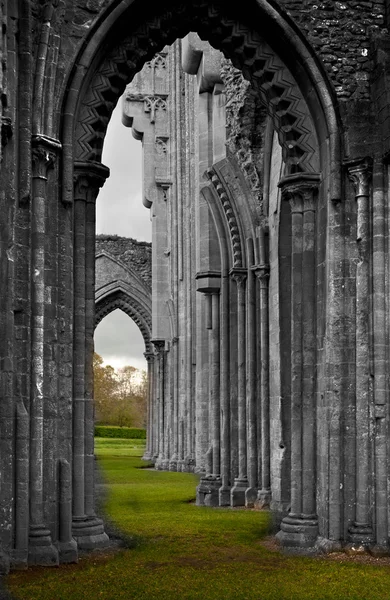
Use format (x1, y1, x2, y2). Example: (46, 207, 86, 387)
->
(152, 339, 165, 468)
(255, 259, 271, 507)
(246, 239, 258, 507)
(347, 159, 373, 545)
(277, 173, 320, 552)
(210, 292, 221, 476)
(28, 136, 61, 566)
(231, 270, 248, 507)
(143, 352, 154, 461)
(72, 161, 109, 550)
(195, 279, 221, 507)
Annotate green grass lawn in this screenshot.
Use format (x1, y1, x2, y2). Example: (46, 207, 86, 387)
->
(7, 439, 390, 600)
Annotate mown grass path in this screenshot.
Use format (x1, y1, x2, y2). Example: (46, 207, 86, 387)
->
(7, 439, 390, 600)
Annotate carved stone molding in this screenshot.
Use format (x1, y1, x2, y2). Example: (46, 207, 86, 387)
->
(73, 160, 110, 203)
(230, 267, 247, 287)
(74, 4, 319, 173)
(31, 134, 61, 179)
(253, 264, 270, 288)
(345, 157, 372, 198)
(207, 168, 243, 268)
(278, 172, 321, 212)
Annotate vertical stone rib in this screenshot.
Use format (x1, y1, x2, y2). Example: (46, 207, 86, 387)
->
(84, 193, 96, 517)
(219, 273, 230, 506)
(29, 137, 60, 565)
(289, 194, 303, 517)
(211, 292, 221, 476)
(372, 160, 387, 550)
(231, 270, 248, 507)
(15, 401, 29, 559)
(255, 257, 271, 507)
(277, 173, 320, 551)
(245, 238, 258, 507)
(72, 180, 86, 520)
(152, 339, 165, 466)
(347, 159, 373, 544)
(302, 192, 316, 517)
(143, 352, 154, 460)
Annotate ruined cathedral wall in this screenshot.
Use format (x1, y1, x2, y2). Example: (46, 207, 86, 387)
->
(95, 235, 152, 290)
(280, 0, 385, 101)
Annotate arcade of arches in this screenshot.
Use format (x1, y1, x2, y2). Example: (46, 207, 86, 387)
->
(1, 0, 390, 572)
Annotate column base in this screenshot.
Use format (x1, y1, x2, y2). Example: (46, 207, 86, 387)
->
(196, 476, 221, 507)
(255, 488, 271, 509)
(369, 544, 390, 557)
(28, 525, 59, 566)
(142, 450, 152, 461)
(58, 539, 78, 564)
(276, 514, 319, 554)
(0, 549, 10, 574)
(10, 550, 27, 571)
(176, 459, 186, 472)
(347, 523, 374, 547)
(169, 459, 178, 471)
(230, 478, 248, 507)
(245, 487, 258, 508)
(184, 455, 196, 473)
(219, 485, 231, 507)
(72, 516, 109, 550)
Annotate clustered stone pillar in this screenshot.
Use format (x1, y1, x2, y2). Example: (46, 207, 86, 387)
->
(28, 135, 61, 566)
(230, 269, 248, 507)
(346, 159, 374, 546)
(72, 161, 109, 550)
(276, 173, 320, 551)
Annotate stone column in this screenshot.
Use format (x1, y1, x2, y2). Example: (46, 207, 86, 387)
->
(254, 262, 271, 507)
(169, 337, 179, 471)
(142, 351, 155, 461)
(196, 275, 222, 506)
(276, 173, 320, 551)
(346, 159, 374, 546)
(28, 135, 61, 566)
(230, 269, 248, 507)
(219, 273, 231, 506)
(72, 161, 109, 550)
(152, 339, 165, 469)
(245, 240, 258, 508)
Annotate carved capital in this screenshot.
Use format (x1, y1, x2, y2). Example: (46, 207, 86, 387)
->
(278, 173, 321, 213)
(73, 161, 110, 203)
(32, 135, 61, 179)
(151, 339, 166, 355)
(144, 352, 155, 364)
(346, 157, 372, 198)
(253, 264, 270, 286)
(230, 268, 247, 287)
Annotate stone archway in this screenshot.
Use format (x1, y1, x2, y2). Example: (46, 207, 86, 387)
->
(62, 0, 340, 558)
(10, 0, 390, 574)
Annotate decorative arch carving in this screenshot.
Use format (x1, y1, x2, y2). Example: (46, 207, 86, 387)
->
(73, 0, 331, 177)
(206, 166, 244, 268)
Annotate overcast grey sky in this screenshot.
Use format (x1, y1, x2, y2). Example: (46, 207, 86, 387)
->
(94, 99, 151, 372)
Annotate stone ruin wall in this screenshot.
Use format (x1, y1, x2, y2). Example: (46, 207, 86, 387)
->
(95, 235, 152, 290)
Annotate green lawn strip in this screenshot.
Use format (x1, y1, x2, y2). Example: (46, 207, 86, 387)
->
(94, 437, 148, 458)
(7, 442, 390, 600)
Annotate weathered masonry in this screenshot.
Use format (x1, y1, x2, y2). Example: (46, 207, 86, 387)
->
(2, 0, 390, 571)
